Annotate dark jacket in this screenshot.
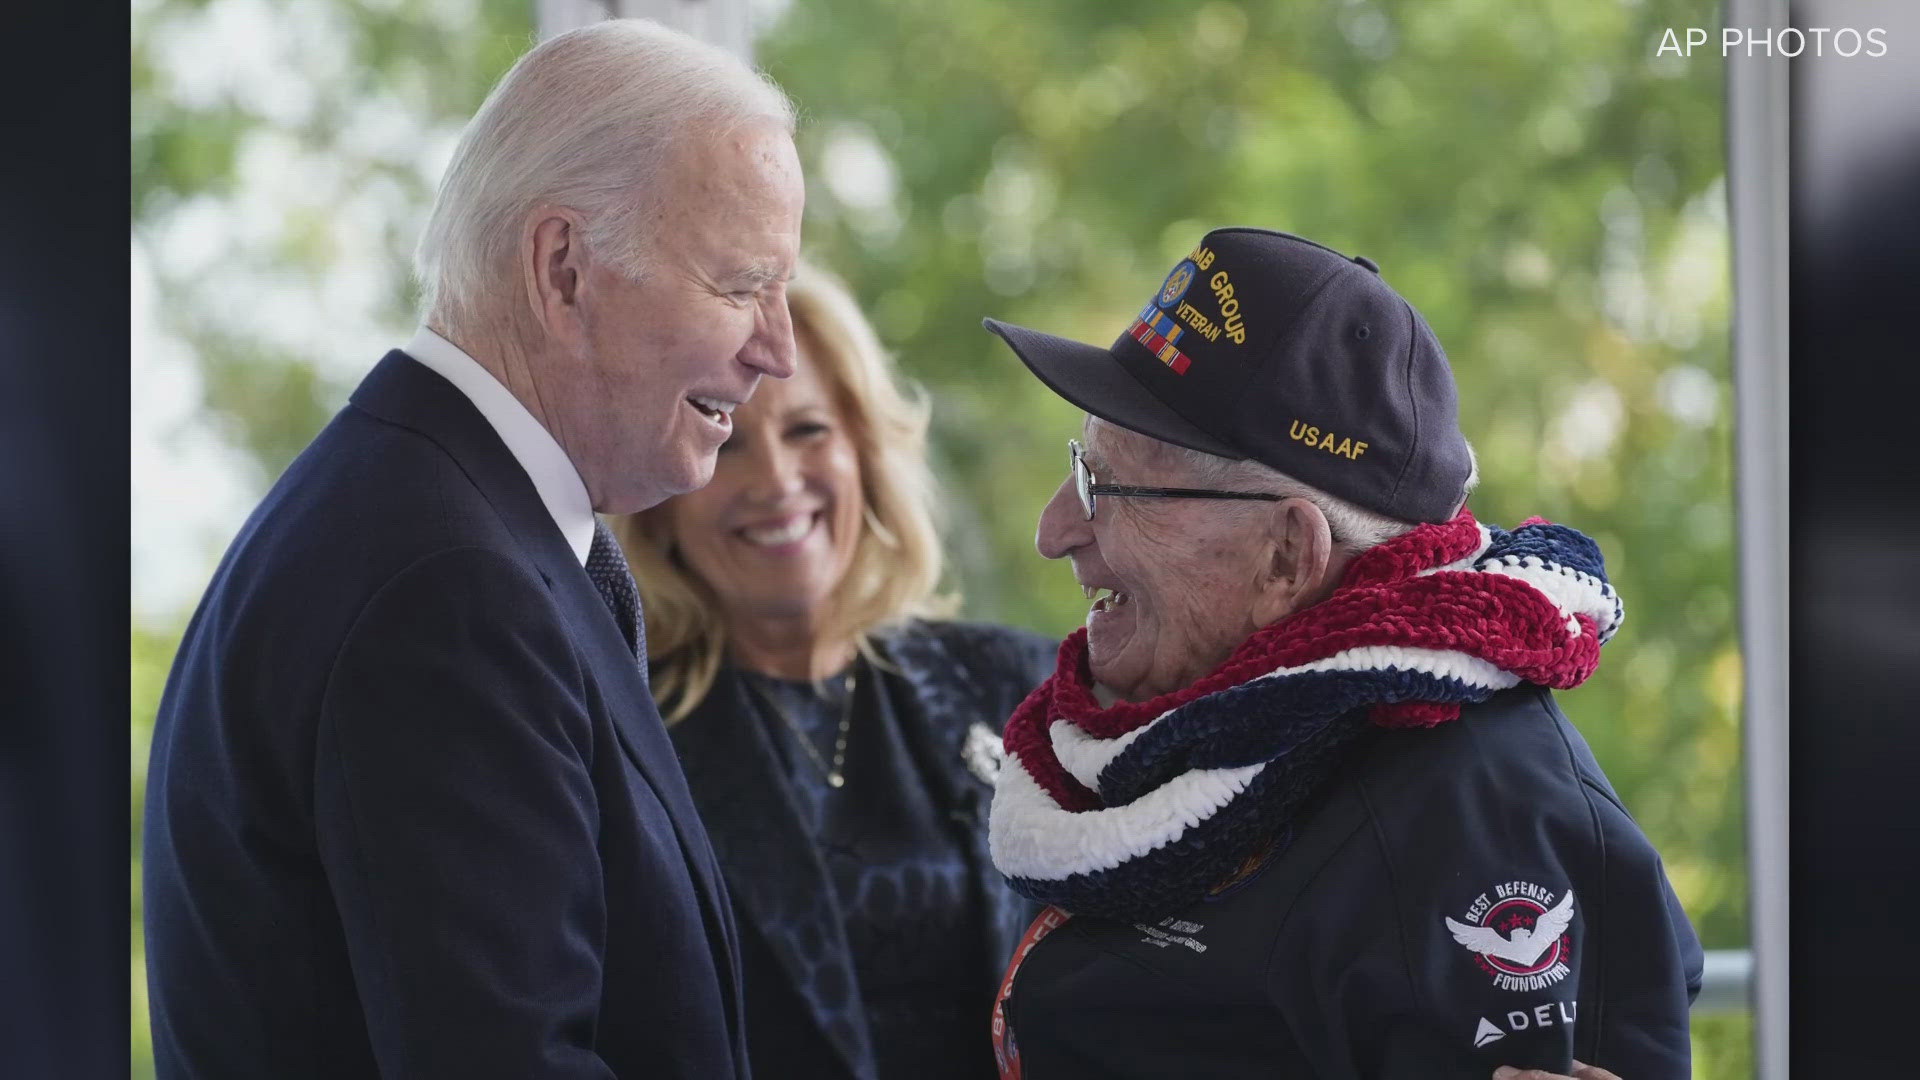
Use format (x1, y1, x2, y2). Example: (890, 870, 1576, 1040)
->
(143, 351, 748, 1079)
(1004, 685, 1704, 1079)
(671, 620, 1056, 1080)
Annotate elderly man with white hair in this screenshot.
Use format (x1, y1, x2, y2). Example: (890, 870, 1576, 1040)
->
(143, 20, 800, 1078)
(980, 229, 1703, 1079)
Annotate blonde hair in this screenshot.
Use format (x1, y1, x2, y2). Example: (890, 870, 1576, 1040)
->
(610, 264, 958, 721)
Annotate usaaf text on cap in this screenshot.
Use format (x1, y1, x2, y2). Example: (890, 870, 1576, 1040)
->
(983, 227, 1472, 524)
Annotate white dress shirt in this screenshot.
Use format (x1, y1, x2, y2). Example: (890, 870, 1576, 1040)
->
(403, 326, 595, 567)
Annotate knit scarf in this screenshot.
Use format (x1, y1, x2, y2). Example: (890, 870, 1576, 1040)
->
(987, 509, 1623, 924)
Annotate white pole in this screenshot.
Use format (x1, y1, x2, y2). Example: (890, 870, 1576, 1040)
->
(1724, 1, 1790, 1077)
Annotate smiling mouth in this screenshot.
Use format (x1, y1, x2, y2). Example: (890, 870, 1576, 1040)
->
(687, 395, 739, 427)
(739, 513, 819, 548)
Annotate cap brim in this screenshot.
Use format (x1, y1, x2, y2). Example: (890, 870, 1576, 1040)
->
(982, 318, 1242, 459)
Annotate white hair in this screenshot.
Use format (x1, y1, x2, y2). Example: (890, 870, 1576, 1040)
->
(1155, 440, 1480, 555)
(412, 19, 797, 329)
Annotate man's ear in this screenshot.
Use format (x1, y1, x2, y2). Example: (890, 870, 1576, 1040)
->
(524, 206, 587, 342)
(1250, 497, 1335, 627)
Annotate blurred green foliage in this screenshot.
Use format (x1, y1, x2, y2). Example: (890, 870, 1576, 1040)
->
(131, 0, 1749, 1075)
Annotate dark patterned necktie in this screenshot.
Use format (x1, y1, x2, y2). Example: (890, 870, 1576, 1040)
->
(586, 519, 646, 668)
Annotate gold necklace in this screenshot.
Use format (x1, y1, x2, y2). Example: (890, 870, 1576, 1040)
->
(743, 665, 856, 788)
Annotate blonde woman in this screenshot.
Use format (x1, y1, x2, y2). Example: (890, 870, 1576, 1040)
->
(610, 264, 1053, 1080)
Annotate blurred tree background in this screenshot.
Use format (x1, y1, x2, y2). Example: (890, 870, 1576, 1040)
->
(130, 0, 1749, 1075)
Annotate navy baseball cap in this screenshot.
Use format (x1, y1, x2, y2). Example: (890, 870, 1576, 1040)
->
(984, 227, 1472, 524)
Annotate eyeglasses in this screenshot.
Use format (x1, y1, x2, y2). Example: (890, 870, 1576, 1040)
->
(1067, 438, 1285, 521)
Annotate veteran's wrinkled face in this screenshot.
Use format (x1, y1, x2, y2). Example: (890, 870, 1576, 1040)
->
(663, 335, 865, 629)
(533, 118, 806, 514)
(1035, 418, 1316, 702)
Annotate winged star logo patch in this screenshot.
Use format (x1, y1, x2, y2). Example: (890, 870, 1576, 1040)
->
(1445, 882, 1576, 992)
(1157, 260, 1196, 308)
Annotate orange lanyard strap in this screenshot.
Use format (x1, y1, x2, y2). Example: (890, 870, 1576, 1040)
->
(991, 905, 1071, 1080)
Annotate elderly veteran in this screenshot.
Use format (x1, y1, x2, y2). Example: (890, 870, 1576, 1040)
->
(979, 228, 1702, 1079)
(144, 21, 800, 1078)
(609, 265, 1052, 1080)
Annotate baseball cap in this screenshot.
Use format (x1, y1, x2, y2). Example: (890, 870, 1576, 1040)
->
(983, 227, 1472, 524)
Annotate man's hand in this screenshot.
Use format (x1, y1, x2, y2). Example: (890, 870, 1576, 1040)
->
(1493, 1062, 1622, 1080)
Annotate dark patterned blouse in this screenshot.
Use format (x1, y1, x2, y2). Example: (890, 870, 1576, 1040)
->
(743, 659, 991, 1080)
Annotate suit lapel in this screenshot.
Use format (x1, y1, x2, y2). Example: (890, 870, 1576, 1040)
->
(548, 569, 739, 892)
(349, 351, 747, 1057)
(349, 350, 579, 577)
(351, 352, 723, 854)
(674, 670, 875, 1078)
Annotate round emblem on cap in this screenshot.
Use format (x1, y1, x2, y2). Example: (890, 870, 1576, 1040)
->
(1352, 255, 1380, 273)
(1157, 260, 1198, 309)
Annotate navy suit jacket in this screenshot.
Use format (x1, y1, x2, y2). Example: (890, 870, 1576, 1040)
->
(144, 351, 748, 1078)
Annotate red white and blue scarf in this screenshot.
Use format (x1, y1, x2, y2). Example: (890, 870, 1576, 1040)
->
(987, 510, 1623, 923)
